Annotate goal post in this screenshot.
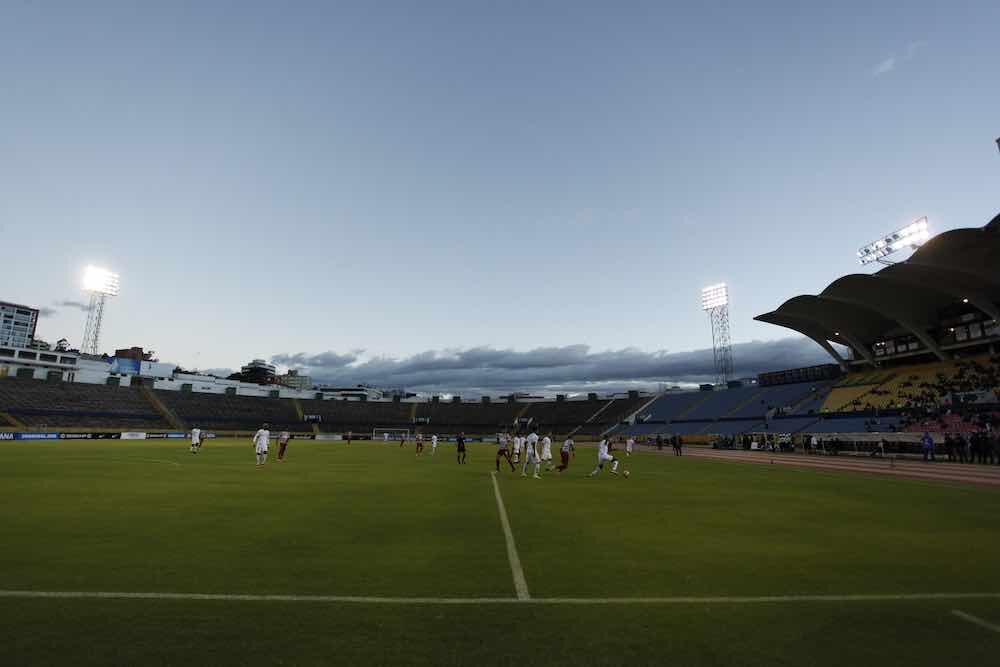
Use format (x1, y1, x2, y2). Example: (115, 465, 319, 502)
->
(373, 427, 410, 442)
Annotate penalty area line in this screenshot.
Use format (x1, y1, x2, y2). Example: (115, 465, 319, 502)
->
(490, 472, 530, 600)
(2, 591, 1000, 605)
(951, 609, 1000, 634)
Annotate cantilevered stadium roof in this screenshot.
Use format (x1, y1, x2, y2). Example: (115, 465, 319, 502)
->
(755, 213, 1000, 368)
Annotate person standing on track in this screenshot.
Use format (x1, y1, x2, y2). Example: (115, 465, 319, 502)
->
(252, 423, 271, 467)
(556, 436, 575, 472)
(921, 432, 935, 462)
(277, 430, 290, 461)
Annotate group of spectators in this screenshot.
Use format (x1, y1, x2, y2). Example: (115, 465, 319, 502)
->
(651, 433, 684, 455)
(935, 430, 1000, 464)
(847, 357, 999, 416)
(712, 433, 792, 452)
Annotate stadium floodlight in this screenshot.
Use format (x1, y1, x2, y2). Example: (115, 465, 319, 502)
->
(857, 217, 931, 266)
(82, 265, 121, 296)
(701, 283, 734, 385)
(701, 283, 729, 311)
(80, 265, 120, 355)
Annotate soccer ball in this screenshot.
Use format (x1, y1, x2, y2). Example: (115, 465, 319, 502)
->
(623, 470, 630, 479)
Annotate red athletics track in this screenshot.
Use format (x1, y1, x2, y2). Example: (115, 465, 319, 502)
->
(682, 447, 1000, 487)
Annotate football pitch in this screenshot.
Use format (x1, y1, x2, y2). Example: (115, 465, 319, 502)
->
(2, 438, 1000, 666)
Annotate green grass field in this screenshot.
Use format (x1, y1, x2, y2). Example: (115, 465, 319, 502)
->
(2, 437, 1000, 665)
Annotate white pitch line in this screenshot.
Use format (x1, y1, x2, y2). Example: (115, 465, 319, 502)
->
(2, 590, 999, 605)
(135, 458, 182, 467)
(951, 609, 1000, 634)
(489, 472, 530, 600)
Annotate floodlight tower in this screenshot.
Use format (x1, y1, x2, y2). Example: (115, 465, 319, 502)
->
(80, 266, 120, 355)
(857, 217, 931, 266)
(701, 283, 734, 385)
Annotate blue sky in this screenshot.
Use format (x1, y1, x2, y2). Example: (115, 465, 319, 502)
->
(1, 1, 998, 392)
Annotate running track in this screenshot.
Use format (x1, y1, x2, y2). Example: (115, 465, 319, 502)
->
(682, 447, 1000, 487)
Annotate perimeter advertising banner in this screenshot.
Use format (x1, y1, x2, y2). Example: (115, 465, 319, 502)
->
(0, 432, 126, 441)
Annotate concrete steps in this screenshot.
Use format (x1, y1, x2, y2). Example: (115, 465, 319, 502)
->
(140, 386, 186, 431)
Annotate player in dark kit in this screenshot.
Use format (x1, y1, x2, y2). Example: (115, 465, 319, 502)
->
(495, 432, 515, 472)
(556, 436, 575, 472)
(415, 432, 424, 456)
(456, 432, 468, 465)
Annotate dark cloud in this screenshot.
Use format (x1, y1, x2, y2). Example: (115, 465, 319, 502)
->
(55, 300, 91, 312)
(270, 337, 838, 396)
(37, 307, 57, 318)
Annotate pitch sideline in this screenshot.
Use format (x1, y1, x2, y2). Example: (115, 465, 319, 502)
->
(490, 471, 530, 600)
(2, 590, 1000, 605)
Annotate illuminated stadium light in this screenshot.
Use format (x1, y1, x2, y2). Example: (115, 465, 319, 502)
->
(82, 266, 121, 296)
(857, 217, 931, 266)
(700, 283, 734, 384)
(701, 283, 729, 311)
(80, 265, 121, 355)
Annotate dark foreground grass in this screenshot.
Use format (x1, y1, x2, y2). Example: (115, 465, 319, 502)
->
(1, 438, 999, 665)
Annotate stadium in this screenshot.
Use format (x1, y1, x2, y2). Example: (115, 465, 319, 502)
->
(5, 215, 999, 451)
(3, 214, 1000, 665)
(3, 5, 1000, 666)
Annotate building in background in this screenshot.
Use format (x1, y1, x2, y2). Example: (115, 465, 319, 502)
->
(229, 359, 277, 385)
(0, 301, 39, 349)
(114, 347, 156, 361)
(277, 369, 312, 390)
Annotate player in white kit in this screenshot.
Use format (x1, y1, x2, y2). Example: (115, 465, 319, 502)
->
(590, 437, 619, 476)
(252, 423, 271, 467)
(521, 430, 541, 479)
(512, 435, 522, 464)
(626, 437, 635, 456)
(540, 433, 554, 471)
(189, 426, 202, 454)
(431, 434, 438, 455)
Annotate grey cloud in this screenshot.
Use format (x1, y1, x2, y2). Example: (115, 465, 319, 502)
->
(37, 307, 57, 318)
(270, 337, 837, 396)
(55, 300, 92, 312)
(272, 351, 359, 368)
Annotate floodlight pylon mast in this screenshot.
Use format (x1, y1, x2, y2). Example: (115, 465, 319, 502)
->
(81, 291, 108, 356)
(706, 304, 734, 385)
